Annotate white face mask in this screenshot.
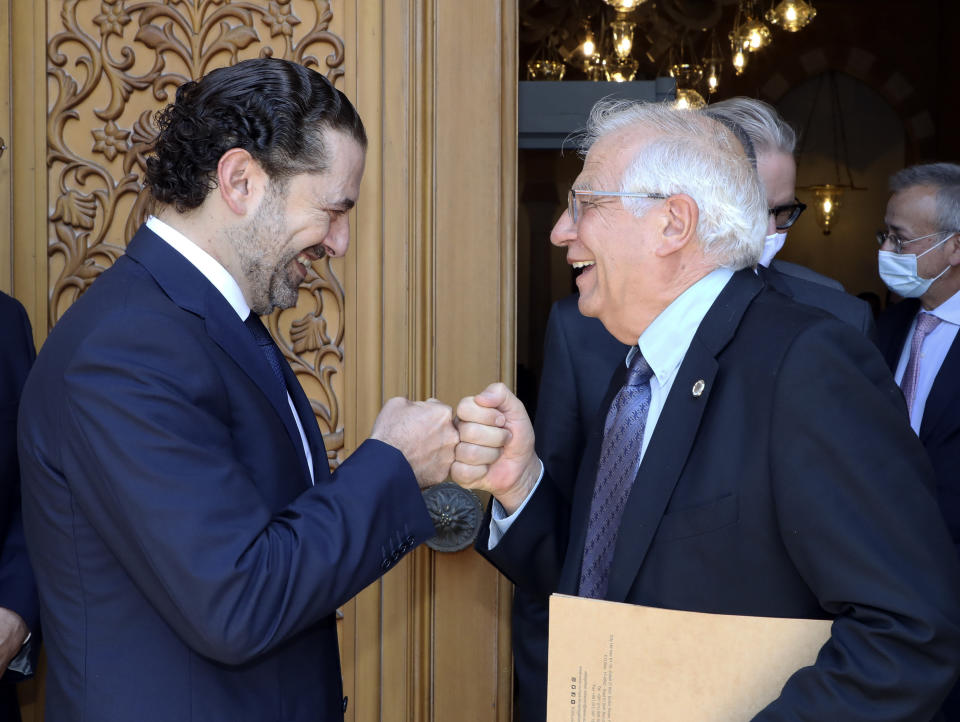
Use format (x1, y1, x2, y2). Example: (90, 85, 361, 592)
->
(878, 233, 953, 298)
(758, 232, 787, 267)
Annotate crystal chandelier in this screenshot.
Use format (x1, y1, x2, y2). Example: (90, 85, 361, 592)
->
(519, 0, 817, 89)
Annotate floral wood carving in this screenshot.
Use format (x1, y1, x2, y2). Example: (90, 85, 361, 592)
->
(48, 0, 349, 466)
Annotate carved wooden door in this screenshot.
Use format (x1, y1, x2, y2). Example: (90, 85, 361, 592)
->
(6, 1, 517, 720)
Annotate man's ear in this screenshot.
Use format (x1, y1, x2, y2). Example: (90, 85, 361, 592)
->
(946, 232, 960, 267)
(216, 148, 266, 217)
(655, 193, 699, 256)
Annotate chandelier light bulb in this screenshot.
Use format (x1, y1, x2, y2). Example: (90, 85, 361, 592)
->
(811, 184, 843, 235)
(583, 37, 596, 57)
(765, 0, 817, 32)
(611, 19, 636, 61)
(601, 0, 649, 11)
(743, 18, 772, 51)
(732, 48, 747, 74)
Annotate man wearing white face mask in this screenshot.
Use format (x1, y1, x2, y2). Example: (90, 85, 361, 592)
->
(877, 162, 960, 721)
(707, 98, 876, 341)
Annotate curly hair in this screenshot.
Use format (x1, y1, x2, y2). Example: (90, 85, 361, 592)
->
(145, 58, 367, 212)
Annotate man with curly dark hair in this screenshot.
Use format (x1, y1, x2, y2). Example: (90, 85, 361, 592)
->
(18, 57, 455, 722)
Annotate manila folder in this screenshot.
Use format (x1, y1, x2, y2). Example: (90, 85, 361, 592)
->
(547, 593, 831, 722)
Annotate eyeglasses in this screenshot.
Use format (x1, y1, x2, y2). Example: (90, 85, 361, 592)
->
(876, 229, 954, 254)
(567, 189, 667, 224)
(768, 199, 807, 231)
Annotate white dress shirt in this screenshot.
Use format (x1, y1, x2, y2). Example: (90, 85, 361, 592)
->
(146, 216, 315, 484)
(894, 289, 960, 434)
(488, 267, 735, 547)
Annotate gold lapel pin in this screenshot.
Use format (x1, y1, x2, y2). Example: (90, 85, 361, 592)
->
(692, 379, 705, 397)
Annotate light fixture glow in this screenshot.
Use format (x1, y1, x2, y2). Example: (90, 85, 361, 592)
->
(732, 48, 747, 75)
(601, 0, 649, 11)
(765, 0, 817, 32)
(809, 184, 843, 235)
(611, 20, 636, 61)
(675, 88, 707, 109)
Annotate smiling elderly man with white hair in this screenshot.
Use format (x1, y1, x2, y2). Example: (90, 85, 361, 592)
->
(453, 100, 960, 721)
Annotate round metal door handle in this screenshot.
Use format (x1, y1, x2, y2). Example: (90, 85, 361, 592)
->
(422, 481, 484, 552)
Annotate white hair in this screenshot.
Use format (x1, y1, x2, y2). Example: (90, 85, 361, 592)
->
(581, 99, 767, 270)
(706, 97, 797, 156)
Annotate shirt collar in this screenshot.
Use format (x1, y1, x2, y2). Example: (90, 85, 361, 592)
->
(928, 287, 960, 326)
(146, 215, 251, 320)
(626, 267, 735, 385)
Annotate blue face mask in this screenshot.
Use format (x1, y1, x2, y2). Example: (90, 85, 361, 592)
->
(878, 233, 953, 298)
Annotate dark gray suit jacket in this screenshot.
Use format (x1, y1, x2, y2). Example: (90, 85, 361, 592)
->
(770, 258, 844, 291)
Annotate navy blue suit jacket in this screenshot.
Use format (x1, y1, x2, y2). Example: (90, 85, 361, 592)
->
(497, 271, 960, 720)
(1, 292, 39, 720)
(877, 297, 960, 557)
(878, 297, 960, 719)
(512, 271, 879, 720)
(18, 227, 435, 722)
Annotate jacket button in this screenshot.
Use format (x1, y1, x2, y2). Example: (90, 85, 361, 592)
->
(342, 696, 349, 713)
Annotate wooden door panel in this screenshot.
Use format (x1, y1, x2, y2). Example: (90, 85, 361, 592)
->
(10, 2, 517, 720)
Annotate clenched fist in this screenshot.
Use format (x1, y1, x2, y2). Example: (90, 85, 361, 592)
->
(452, 382, 541, 515)
(371, 397, 458, 488)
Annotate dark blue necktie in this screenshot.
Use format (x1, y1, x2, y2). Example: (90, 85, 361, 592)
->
(244, 313, 289, 396)
(579, 349, 654, 599)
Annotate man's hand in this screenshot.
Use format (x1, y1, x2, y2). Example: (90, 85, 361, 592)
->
(371, 397, 458, 488)
(0, 607, 28, 670)
(452, 382, 541, 515)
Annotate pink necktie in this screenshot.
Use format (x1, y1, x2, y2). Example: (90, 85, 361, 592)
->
(901, 312, 941, 415)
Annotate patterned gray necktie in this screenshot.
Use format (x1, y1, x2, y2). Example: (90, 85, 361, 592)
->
(579, 350, 653, 599)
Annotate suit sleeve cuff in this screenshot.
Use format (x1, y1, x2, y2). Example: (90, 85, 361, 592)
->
(487, 458, 544, 549)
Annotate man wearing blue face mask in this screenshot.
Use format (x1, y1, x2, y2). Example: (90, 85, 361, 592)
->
(877, 161, 960, 721)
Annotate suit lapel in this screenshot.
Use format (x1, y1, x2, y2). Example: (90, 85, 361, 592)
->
(604, 270, 762, 602)
(919, 332, 960, 443)
(124, 226, 315, 487)
(879, 299, 919, 370)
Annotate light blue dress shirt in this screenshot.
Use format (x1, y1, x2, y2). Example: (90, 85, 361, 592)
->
(489, 267, 735, 547)
(894, 290, 960, 434)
